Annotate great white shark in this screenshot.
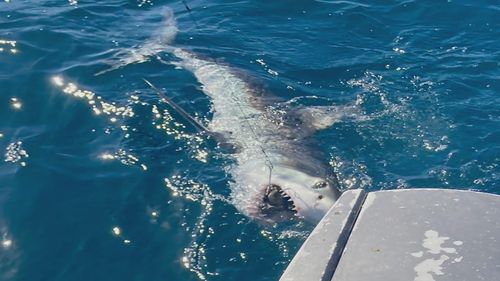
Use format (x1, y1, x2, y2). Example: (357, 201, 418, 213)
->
(97, 8, 361, 224)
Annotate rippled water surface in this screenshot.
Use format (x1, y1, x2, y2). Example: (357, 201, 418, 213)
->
(1, 1, 499, 280)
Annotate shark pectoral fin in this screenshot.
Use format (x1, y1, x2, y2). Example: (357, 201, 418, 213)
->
(210, 132, 241, 154)
(297, 106, 342, 131)
(295, 104, 365, 132)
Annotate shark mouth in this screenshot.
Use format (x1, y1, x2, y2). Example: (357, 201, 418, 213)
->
(253, 184, 298, 223)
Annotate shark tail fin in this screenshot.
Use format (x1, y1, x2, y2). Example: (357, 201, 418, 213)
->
(95, 7, 178, 76)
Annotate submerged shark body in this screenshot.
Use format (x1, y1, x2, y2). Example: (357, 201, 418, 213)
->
(169, 49, 341, 223)
(99, 8, 346, 223)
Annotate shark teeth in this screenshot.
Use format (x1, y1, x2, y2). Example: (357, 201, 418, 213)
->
(263, 184, 297, 214)
(246, 184, 300, 224)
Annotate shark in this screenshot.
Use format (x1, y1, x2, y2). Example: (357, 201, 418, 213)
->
(96, 8, 359, 224)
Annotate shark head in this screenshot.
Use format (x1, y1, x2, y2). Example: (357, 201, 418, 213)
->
(243, 164, 340, 224)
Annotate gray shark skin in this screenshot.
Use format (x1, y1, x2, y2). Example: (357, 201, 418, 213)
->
(100, 8, 347, 224)
(169, 47, 342, 224)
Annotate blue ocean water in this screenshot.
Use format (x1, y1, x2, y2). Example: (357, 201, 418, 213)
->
(0, 0, 498, 280)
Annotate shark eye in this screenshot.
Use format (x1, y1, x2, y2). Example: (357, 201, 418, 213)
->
(312, 181, 328, 189)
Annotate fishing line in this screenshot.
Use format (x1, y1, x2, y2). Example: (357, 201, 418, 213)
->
(229, 91, 275, 186)
(181, 0, 191, 12)
(180, 1, 275, 185)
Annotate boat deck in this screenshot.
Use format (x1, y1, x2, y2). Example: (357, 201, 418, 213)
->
(279, 188, 500, 281)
